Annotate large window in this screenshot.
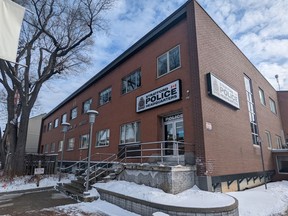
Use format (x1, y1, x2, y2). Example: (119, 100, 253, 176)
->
(157, 45, 180, 77)
(269, 98, 277, 114)
(96, 129, 110, 147)
(70, 107, 78, 120)
(258, 88, 266, 106)
(80, 134, 89, 149)
(82, 99, 92, 113)
(99, 87, 112, 105)
(67, 138, 75, 150)
(265, 131, 272, 149)
(244, 76, 259, 145)
(61, 113, 67, 123)
(122, 69, 141, 94)
(58, 140, 63, 152)
(120, 122, 140, 144)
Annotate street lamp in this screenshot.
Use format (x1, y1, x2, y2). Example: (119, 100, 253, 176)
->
(85, 110, 99, 193)
(58, 122, 70, 182)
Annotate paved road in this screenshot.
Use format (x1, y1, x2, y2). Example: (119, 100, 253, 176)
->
(0, 188, 78, 215)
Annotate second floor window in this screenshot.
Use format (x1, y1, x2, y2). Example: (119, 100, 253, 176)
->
(99, 87, 112, 105)
(82, 99, 92, 113)
(80, 134, 89, 149)
(54, 118, 59, 128)
(122, 69, 141, 94)
(258, 88, 266, 106)
(61, 113, 67, 123)
(157, 45, 180, 77)
(70, 107, 78, 120)
(269, 98, 277, 114)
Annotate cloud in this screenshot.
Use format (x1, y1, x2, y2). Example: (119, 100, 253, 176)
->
(197, 0, 288, 90)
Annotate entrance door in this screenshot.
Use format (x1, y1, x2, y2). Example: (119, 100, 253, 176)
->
(164, 118, 184, 155)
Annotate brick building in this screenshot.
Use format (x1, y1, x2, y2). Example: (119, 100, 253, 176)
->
(39, 0, 287, 191)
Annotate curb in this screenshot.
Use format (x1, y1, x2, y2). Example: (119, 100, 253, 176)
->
(0, 186, 55, 195)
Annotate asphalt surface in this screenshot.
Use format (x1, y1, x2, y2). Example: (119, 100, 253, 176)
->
(0, 188, 78, 215)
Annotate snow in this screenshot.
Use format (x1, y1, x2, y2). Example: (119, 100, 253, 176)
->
(95, 181, 235, 208)
(1, 174, 288, 216)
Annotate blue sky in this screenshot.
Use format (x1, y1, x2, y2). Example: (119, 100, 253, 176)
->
(35, 0, 288, 117)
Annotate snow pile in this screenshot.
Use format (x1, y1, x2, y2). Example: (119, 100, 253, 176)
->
(95, 181, 235, 208)
(0, 174, 75, 193)
(228, 181, 288, 216)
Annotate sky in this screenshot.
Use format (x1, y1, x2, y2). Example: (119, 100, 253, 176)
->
(1, 175, 288, 216)
(23, 0, 288, 117)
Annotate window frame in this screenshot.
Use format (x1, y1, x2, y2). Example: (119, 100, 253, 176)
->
(157, 45, 181, 77)
(122, 69, 141, 94)
(50, 142, 56, 153)
(70, 107, 78, 120)
(79, 134, 89, 149)
(54, 118, 59, 128)
(96, 129, 110, 147)
(67, 138, 75, 150)
(120, 122, 140, 144)
(99, 87, 112, 106)
(82, 98, 92, 114)
(48, 122, 52, 131)
(58, 140, 64, 152)
(265, 131, 272, 149)
(258, 88, 266, 106)
(244, 76, 259, 145)
(276, 135, 283, 149)
(61, 113, 67, 124)
(269, 98, 277, 114)
(44, 144, 49, 153)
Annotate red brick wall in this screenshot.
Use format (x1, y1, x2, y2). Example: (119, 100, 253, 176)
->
(194, 2, 284, 176)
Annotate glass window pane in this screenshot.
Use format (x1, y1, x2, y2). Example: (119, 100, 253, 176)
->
(169, 46, 180, 71)
(157, 54, 167, 76)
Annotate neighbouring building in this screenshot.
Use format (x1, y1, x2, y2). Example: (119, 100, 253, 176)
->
(26, 113, 46, 153)
(39, 0, 288, 192)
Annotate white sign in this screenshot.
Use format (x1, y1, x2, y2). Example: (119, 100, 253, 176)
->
(208, 73, 240, 109)
(34, 168, 44, 175)
(136, 80, 181, 112)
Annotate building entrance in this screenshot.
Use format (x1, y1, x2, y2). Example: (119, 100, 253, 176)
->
(163, 114, 184, 156)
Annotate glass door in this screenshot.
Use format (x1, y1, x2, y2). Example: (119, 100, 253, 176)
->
(164, 119, 184, 155)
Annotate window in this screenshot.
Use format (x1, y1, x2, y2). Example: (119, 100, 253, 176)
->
(258, 88, 266, 106)
(58, 140, 63, 152)
(265, 131, 272, 149)
(120, 122, 140, 144)
(44, 144, 49, 153)
(48, 122, 52, 131)
(277, 156, 288, 173)
(244, 76, 259, 145)
(122, 69, 141, 94)
(99, 87, 112, 105)
(67, 138, 75, 150)
(82, 99, 92, 113)
(80, 134, 89, 149)
(269, 98, 277, 114)
(54, 118, 59, 128)
(61, 113, 67, 123)
(70, 107, 78, 120)
(50, 143, 55, 153)
(96, 129, 110, 147)
(276, 135, 283, 149)
(157, 45, 180, 77)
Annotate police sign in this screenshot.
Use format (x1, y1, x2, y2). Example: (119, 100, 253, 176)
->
(136, 80, 181, 113)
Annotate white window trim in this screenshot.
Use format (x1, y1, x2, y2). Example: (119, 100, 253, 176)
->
(157, 45, 181, 78)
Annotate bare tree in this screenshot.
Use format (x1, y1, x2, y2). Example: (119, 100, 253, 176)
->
(0, 0, 115, 177)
